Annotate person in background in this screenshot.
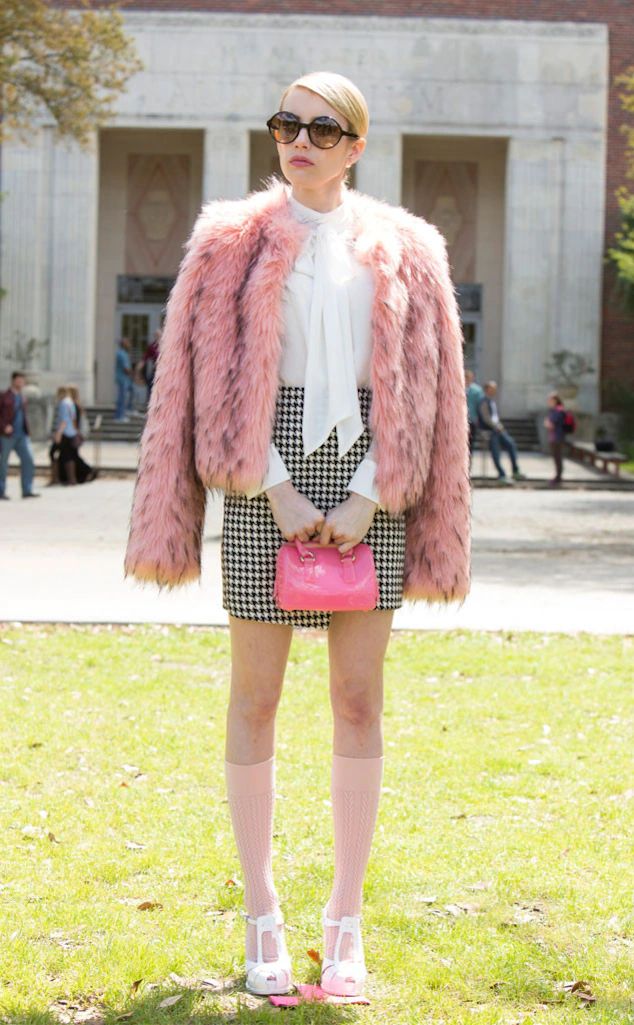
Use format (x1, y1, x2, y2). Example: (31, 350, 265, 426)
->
(0, 371, 40, 500)
(66, 385, 97, 483)
(48, 385, 68, 486)
(543, 391, 566, 487)
(465, 369, 484, 462)
(114, 338, 133, 423)
(54, 387, 80, 484)
(142, 330, 161, 400)
(478, 380, 526, 484)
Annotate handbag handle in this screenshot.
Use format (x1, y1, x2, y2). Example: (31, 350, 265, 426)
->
(293, 538, 356, 562)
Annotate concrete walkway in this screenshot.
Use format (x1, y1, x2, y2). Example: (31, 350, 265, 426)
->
(10, 438, 632, 486)
(1, 473, 632, 633)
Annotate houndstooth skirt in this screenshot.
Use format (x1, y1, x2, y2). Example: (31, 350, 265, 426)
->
(221, 385, 406, 629)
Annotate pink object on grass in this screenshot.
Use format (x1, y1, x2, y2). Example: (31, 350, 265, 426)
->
(269, 983, 370, 1006)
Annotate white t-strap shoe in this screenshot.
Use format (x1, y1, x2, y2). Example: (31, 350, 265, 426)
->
(320, 908, 367, 997)
(242, 910, 293, 996)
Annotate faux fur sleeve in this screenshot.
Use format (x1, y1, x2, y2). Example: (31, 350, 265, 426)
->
(124, 225, 210, 587)
(402, 228, 471, 604)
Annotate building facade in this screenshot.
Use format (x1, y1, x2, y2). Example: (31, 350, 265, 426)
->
(0, 6, 618, 417)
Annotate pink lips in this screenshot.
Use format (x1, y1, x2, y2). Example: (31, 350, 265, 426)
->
(290, 158, 313, 166)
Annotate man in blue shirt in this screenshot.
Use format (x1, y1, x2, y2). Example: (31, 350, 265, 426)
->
(114, 338, 133, 422)
(465, 370, 485, 458)
(0, 372, 40, 499)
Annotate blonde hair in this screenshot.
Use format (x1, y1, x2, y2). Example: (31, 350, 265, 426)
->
(279, 71, 369, 139)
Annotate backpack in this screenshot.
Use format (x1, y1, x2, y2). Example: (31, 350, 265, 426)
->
(562, 410, 576, 435)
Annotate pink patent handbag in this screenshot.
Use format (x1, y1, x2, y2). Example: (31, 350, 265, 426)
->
(274, 538, 379, 612)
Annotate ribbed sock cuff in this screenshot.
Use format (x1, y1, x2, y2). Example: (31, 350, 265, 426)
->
(225, 754, 275, 796)
(331, 753, 384, 792)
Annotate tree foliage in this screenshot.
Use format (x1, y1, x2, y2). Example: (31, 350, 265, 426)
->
(0, 0, 143, 148)
(606, 69, 634, 313)
(606, 187, 634, 315)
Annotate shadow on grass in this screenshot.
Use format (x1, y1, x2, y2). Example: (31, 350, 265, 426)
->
(2, 979, 363, 1025)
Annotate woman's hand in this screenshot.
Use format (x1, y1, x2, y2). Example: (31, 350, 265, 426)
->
(319, 492, 378, 554)
(265, 480, 325, 542)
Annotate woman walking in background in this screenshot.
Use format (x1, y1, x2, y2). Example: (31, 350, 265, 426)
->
(544, 391, 567, 486)
(125, 71, 470, 998)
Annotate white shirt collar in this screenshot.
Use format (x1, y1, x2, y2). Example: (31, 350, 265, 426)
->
(288, 189, 352, 231)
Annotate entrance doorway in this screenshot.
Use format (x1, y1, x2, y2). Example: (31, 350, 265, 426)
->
(115, 275, 173, 370)
(116, 304, 165, 366)
(457, 284, 483, 379)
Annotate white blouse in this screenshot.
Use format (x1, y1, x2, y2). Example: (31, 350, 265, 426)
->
(245, 190, 383, 508)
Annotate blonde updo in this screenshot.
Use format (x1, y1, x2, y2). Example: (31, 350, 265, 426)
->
(279, 71, 369, 139)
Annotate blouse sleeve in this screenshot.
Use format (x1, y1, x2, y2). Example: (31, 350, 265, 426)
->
(346, 438, 383, 509)
(244, 442, 291, 500)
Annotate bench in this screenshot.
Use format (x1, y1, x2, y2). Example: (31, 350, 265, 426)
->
(565, 439, 628, 477)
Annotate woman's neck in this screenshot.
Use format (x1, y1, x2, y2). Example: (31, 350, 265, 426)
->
(289, 182, 347, 214)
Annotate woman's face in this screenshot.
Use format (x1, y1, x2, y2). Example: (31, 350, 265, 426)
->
(274, 86, 365, 196)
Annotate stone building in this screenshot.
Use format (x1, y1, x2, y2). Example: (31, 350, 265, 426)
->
(1, 2, 631, 419)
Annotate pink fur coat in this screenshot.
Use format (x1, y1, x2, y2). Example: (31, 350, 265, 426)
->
(124, 177, 471, 603)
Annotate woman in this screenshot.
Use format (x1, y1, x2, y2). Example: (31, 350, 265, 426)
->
(48, 385, 68, 485)
(125, 72, 470, 997)
(54, 386, 80, 485)
(543, 391, 566, 486)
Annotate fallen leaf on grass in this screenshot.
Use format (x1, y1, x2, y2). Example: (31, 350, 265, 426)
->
(307, 948, 321, 964)
(166, 972, 223, 990)
(129, 979, 143, 995)
(444, 902, 481, 916)
(137, 901, 163, 911)
(561, 980, 597, 1003)
(158, 994, 183, 1008)
(502, 902, 545, 926)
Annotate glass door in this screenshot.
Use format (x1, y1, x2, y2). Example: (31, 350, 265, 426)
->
(116, 304, 165, 366)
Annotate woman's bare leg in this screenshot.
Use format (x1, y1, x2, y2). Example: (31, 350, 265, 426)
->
(225, 616, 293, 975)
(323, 609, 394, 982)
(225, 616, 293, 764)
(328, 608, 393, 758)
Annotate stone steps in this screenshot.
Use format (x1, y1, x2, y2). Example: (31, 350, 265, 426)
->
(86, 407, 541, 448)
(85, 406, 146, 442)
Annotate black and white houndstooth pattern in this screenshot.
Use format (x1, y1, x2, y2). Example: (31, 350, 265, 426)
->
(221, 386, 406, 629)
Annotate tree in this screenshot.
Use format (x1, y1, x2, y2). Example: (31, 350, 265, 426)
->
(606, 69, 634, 313)
(0, 0, 143, 149)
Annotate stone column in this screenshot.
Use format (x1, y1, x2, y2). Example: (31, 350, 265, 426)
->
(354, 129, 402, 204)
(556, 138, 605, 414)
(202, 125, 249, 202)
(47, 134, 99, 402)
(501, 135, 604, 415)
(0, 129, 52, 379)
(501, 137, 565, 416)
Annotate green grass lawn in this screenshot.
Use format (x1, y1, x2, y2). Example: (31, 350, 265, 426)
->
(0, 624, 632, 1025)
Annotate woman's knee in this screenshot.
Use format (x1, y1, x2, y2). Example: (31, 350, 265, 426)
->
(330, 674, 383, 729)
(229, 674, 284, 725)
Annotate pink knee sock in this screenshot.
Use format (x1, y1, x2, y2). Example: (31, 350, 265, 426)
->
(325, 754, 384, 961)
(225, 756, 279, 961)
